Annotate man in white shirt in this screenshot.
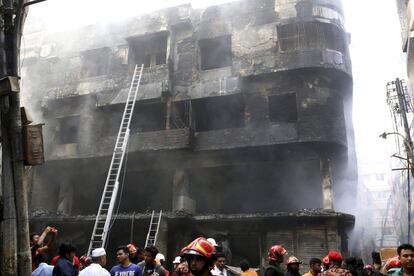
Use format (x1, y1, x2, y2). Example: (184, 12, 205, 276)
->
(32, 253, 54, 276)
(211, 253, 229, 276)
(79, 248, 110, 276)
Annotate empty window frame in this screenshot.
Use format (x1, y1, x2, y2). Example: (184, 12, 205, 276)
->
(128, 32, 168, 68)
(57, 115, 80, 144)
(268, 93, 297, 123)
(192, 94, 245, 132)
(199, 35, 232, 70)
(129, 101, 167, 133)
(277, 22, 346, 53)
(81, 47, 110, 77)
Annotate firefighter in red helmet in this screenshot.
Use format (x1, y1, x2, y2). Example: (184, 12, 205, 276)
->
(322, 251, 351, 276)
(181, 237, 216, 276)
(264, 245, 287, 276)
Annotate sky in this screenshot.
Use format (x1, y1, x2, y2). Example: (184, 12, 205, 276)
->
(25, 0, 407, 172)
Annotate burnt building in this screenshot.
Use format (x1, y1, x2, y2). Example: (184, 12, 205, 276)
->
(24, 0, 355, 268)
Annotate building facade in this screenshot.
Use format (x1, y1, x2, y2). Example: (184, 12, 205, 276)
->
(24, 0, 355, 267)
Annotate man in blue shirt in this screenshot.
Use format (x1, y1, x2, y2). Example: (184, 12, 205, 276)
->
(110, 246, 143, 276)
(52, 242, 77, 276)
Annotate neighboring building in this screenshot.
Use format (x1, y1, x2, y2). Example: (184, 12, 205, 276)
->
(393, 0, 414, 245)
(358, 162, 398, 249)
(24, 0, 356, 267)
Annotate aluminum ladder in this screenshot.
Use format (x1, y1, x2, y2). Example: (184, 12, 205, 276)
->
(145, 210, 162, 247)
(87, 64, 144, 255)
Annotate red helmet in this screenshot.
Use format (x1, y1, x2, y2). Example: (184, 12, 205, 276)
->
(328, 251, 343, 262)
(268, 245, 287, 261)
(180, 237, 216, 259)
(287, 256, 302, 265)
(385, 256, 402, 271)
(322, 256, 330, 264)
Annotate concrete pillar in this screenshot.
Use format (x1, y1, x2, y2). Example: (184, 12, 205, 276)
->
(320, 158, 334, 210)
(172, 169, 196, 214)
(57, 179, 74, 215)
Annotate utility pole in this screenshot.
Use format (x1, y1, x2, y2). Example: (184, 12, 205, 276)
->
(395, 78, 414, 244)
(0, 0, 45, 275)
(385, 78, 414, 244)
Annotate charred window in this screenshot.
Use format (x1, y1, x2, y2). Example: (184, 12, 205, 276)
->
(192, 94, 244, 132)
(81, 47, 110, 77)
(130, 101, 167, 133)
(199, 35, 232, 70)
(57, 116, 80, 144)
(128, 32, 168, 68)
(170, 101, 191, 129)
(268, 93, 297, 123)
(277, 22, 346, 53)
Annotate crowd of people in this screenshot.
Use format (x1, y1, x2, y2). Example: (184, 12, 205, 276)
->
(29, 227, 414, 276)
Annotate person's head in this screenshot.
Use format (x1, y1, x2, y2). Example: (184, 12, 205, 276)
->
(34, 253, 48, 268)
(58, 242, 76, 261)
(398, 244, 414, 271)
(116, 246, 130, 265)
(215, 252, 226, 270)
(385, 256, 402, 272)
(309, 258, 322, 274)
(30, 232, 40, 245)
(177, 260, 190, 275)
(345, 257, 357, 272)
(157, 253, 166, 266)
(240, 259, 250, 272)
(127, 244, 138, 257)
(80, 255, 92, 270)
(137, 247, 145, 261)
(268, 245, 287, 265)
(173, 256, 182, 270)
(144, 245, 159, 266)
(328, 251, 343, 268)
(91, 248, 107, 266)
(286, 256, 301, 273)
(180, 237, 216, 276)
(371, 252, 381, 265)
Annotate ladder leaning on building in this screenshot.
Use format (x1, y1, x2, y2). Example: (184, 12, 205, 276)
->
(87, 64, 144, 256)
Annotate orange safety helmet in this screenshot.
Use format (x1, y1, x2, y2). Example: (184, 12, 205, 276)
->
(180, 237, 216, 259)
(385, 256, 402, 271)
(322, 256, 330, 264)
(287, 256, 302, 265)
(268, 245, 287, 261)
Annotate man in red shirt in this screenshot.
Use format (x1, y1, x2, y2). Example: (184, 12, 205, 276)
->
(30, 226, 58, 270)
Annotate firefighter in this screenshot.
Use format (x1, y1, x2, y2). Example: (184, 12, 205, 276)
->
(322, 251, 351, 276)
(264, 245, 287, 276)
(285, 256, 302, 276)
(384, 256, 401, 276)
(180, 237, 216, 276)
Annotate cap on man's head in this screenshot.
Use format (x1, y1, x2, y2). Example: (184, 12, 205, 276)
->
(156, 253, 165, 261)
(207, 238, 218, 247)
(91, 248, 106, 258)
(173, 256, 182, 264)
